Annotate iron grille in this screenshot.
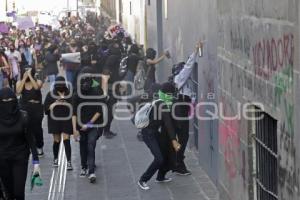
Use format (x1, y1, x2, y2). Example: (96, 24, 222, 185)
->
(254, 109, 278, 200)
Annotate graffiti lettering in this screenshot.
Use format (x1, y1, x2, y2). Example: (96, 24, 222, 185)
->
(252, 34, 294, 79)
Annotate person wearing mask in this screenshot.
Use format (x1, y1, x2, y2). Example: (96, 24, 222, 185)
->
(101, 42, 122, 139)
(16, 68, 44, 156)
(0, 48, 10, 89)
(173, 42, 202, 175)
(0, 88, 40, 200)
(72, 67, 105, 183)
(44, 45, 60, 84)
(5, 43, 21, 92)
(44, 76, 73, 170)
(64, 39, 80, 86)
(138, 82, 181, 190)
(124, 44, 140, 95)
(144, 48, 169, 92)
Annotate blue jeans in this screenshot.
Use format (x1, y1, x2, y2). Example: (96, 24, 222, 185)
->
(66, 70, 76, 87)
(140, 129, 169, 182)
(79, 128, 102, 174)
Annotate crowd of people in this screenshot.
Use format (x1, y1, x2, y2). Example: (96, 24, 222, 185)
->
(0, 11, 202, 200)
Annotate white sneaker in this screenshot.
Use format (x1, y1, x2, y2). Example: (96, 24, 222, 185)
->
(138, 181, 150, 190)
(88, 173, 96, 183)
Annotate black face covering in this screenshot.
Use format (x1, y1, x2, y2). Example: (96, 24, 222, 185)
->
(79, 67, 94, 94)
(0, 88, 20, 126)
(81, 77, 92, 92)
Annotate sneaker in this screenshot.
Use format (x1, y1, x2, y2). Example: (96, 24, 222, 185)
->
(155, 177, 173, 183)
(104, 131, 117, 139)
(88, 173, 96, 183)
(138, 180, 150, 190)
(80, 168, 88, 177)
(37, 148, 44, 157)
(174, 168, 191, 176)
(53, 159, 59, 168)
(67, 161, 73, 171)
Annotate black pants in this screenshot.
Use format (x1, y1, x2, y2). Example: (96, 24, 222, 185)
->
(140, 129, 169, 182)
(0, 155, 29, 200)
(104, 93, 117, 133)
(174, 95, 191, 170)
(22, 103, 44, 149)
(80, 128, 101, 174)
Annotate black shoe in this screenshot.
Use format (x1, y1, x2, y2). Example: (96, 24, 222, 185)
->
(104, 131, 117, 139)
(174, 168, 191, 176)
(53, 159, 59, 168)
(137, 132, 143, 142)
(67, 161, 73, 171)
(80, 168, 88, 177)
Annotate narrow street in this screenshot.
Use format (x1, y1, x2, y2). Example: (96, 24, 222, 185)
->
(25, 102, 219, 200)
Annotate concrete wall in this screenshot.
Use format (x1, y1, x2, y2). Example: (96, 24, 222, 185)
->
(145, 0, 220, 184)
(217, 0, 300, 200)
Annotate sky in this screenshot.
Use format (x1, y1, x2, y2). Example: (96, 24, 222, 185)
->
(15, 0, 78, 14)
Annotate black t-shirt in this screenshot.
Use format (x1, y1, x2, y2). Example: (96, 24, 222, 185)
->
(103, 55, 121, 83)
(127, 54, 140, 74)
(72, 87, 105, 129)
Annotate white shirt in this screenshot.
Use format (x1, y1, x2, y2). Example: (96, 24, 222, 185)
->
(5, 50, 21, 77)
(174, 52, 198, 98)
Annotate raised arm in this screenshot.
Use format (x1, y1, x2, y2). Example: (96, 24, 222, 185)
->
(174, 42, 202, 89)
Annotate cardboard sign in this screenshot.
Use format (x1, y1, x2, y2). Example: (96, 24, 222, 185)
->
(17, 17, 35, 30)
(61, 52, 81, 64)
(0, 24, 9, 33)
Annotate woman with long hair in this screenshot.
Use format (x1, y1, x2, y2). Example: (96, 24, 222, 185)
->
(16, 68, 44, 156)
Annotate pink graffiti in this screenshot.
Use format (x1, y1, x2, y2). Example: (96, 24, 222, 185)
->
(219, 98, 240, 178)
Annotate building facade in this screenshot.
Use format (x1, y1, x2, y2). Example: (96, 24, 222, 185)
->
(102, 1, 300, 200)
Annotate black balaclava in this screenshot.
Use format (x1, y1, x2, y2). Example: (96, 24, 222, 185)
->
(79, 66, 94, 94)
(146, 48, 157, 60)
(108, 43, 121, 56)
(53, 76, 68, 95)
(0, 88, 20, 126)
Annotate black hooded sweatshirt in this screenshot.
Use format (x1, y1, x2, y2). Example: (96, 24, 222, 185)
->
(0, 88, 39, 161)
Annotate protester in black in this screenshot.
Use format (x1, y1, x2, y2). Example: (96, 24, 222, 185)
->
(72, 67, 105, 183)
(44, 45, 60, 84)
(124, 44, 140, 95)
(173, 42, 202, 175)
(16, 68, 44, 156)
(101, 42, 122, 139)
(44, 76, 73, 170)
(138, 82, 181, 190)
(144, 48, 169, 92)
(0, 88, 40, 200)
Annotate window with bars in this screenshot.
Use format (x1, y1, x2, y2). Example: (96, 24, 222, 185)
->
(253, 108, 278, 200)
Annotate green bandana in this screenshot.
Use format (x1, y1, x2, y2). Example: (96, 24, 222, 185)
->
(158, 90, 173, 109)
(31, 174, 43, 191)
